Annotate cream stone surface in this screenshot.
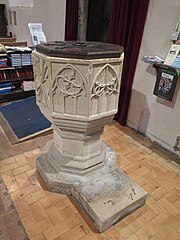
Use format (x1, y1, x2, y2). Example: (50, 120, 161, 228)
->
(32, 50, 147, 232)
(37, 145, 147, 232)
(32, 51, 123, 174)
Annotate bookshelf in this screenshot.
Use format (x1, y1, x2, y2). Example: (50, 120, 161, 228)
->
(0, 52, 35, 103)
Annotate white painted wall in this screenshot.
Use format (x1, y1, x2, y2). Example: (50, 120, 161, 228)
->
(127, 0, 180, 155)
(8, 0, 33, 7)
(1, 0, 66, 45)
(0, 0, 8, 4)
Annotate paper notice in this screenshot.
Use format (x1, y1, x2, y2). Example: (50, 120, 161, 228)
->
(28, 23, 46, 46)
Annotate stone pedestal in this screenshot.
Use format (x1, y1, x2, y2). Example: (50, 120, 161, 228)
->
(32, 41, 147, 232)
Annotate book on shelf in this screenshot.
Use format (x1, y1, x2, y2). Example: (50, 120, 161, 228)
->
(21, 81, 34, 91)
(21, 53, 32, 66)
(0, 83, 14, 94)
(0, 66, 33, 80)
(0, 54, 8, 68)
(8, 52, 32, 67)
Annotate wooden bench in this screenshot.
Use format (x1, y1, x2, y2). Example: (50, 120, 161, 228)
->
(0, 41, 27, 47)
(0, 37, 16, 42)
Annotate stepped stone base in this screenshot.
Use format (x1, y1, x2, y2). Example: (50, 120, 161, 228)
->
(37, 143, 147, 232)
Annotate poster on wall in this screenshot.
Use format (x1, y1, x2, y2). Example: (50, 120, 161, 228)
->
(153, 65, 179, 101)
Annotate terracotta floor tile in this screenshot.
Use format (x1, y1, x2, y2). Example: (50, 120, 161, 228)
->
(26, 155, 37, 169)
(21, 214, 36, 228)
(103, 226, 122, 240)
(122, 163, 140, 174)
(0, 124, 180, 240)
(59, 225, 86, 240)
(75, 211, 93, 234)
(155, 176, 176, 191)
(43, 221, 70, 240)
(12, 164, 32, 176)
(117, 225, 134, 239)
(146, 196, 165, 215)
(127, 234, 139, 240)
(152, 211, 174, 227)
(14, 198, 32, 218)
(1, 170, 15, 186)
(39, 193, 65, 209)
(158, 225, 180, 240)
(31, 233, 46, 240)
(130, 175, 146, 187)
(142, 183, 154, 193)
(150, 231, 169, 240)
(55, 197, 72, 211)
(135, 222, 159, 240)
(11, 185, 35, 201)
(158, 197, 180, 217)
(15, 154, 29, 167)
(171, 175, 180, 191)
(164, 188, 180, 204)
(15, 172, 32, 188)
(174, 199, 180, 210)
(77, 232, 101, 240)
(30, 201, 48, 222)
(60, 206, 81, 228)
(143, 175, 161, 190)
(150, 186, 167, 201)
(25, 190, 46, 205)
(130, 205, 149, 220)
(45, 205, 64, 225)
(0, 157, 15, 167)
(0, 162, 19, 174)
(131, 164, 150, 177)
(169, 214, 180, 233)
(124, 214, 146, 233)
(114, 219, 127, 232)
(6, 181, 20, 193)
(27, 219, 52, 238)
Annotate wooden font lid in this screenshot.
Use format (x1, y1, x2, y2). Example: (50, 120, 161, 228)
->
(36, 41, 124, 59)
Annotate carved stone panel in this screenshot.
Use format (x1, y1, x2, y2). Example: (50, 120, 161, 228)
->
(33, 51, 123, 119)
(90, 61, 123, 116)
(32, 55, 51, 113)
(91, 64, 118, 99)
(51, 63, 88, 116)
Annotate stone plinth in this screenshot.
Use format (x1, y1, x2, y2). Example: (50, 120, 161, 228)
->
(32, 41, 147, 232)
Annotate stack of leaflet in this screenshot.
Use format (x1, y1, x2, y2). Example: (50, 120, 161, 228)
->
(164, 44, 180, 68)
(0, 83, 14, 94)
(9, 53, 22, 67)
(22, 53, 32, 66)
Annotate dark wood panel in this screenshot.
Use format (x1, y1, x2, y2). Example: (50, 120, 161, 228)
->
(0, 90, 35, 103)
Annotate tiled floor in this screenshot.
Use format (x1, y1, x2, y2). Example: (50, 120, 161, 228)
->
(0, 175, 29, 240)
(0, 123, 180, 240)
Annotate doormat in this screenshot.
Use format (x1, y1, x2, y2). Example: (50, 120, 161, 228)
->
(0, 96, 52, 144)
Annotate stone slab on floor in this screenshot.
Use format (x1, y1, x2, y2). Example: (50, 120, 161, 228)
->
(37, 146, 147, 232)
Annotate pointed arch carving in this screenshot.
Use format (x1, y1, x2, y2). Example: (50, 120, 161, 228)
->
(52, 64, 87, 98)
(91, 64, 118, 99)
(32, 56, 50, 109)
